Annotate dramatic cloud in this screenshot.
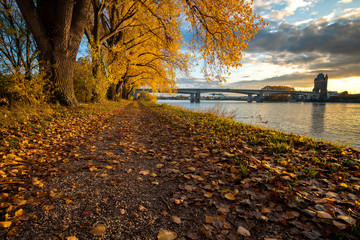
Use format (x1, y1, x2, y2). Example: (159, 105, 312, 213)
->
(247, 18, 360, 55)
(233, 10, 360, 90)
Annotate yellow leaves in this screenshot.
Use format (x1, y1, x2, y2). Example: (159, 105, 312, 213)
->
(156, 164, 164, 169)
(14, 208, 23, 217)
(224, 193, 236, 201)
(157, 229, 177, 240)
(32, 177, 44, 188)
(90, 225, 106, 237)
(204, 192, 213, 198)
(42, 205, 55, 211)
(339, 182, 348, 188)
(139, 170, 150, 175)
(0, 221, 12, 228)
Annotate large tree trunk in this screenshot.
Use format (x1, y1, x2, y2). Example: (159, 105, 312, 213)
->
(16, 0, 91, 106)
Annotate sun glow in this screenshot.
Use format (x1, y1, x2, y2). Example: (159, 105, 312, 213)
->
(328, 77, 360, 93)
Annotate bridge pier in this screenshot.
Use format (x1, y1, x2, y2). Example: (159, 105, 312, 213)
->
(190, 92, 201, 103)
(256, 92, 264, 103)
(247, 94, 253, 103)
(195, 92, 201, 103)
(190, 94, 195, 103)
(290, 93, 300, 102)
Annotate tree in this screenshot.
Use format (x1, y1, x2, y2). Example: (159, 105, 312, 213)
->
(105, 0, 189, 100)
(180, 0, 267, 82)
(15, 0, 91, 105)
(261, 85, 295, 101)
(84, 0, 139, 101)
(0, 0, 37, 79)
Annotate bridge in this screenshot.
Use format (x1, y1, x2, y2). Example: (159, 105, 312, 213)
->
(134, 88, 319, 103)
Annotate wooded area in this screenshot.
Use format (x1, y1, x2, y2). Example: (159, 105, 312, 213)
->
(0, 0, 266, 106)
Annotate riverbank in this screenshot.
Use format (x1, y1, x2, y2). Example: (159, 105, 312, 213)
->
(0, 101, 359, 239)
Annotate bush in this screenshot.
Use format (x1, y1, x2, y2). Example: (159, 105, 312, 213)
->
(0, 70, 48, 106)
(139, 91, 157, 102)
(73, 57, 96, 102)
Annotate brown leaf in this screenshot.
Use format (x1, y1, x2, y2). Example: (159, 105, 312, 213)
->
(224, 193, 236, 201)
(261, 207, 271, 214)
(42, 205, 55, 211)
(281, 211, 300, 220)
(156, 164, 164, 169)
(333, 220, 347, 230)
(316, 211, 332, 219)
(172, 216, 181, 224)
(204, 192, 213, 198)
(90, 225, 106, 237)
(205, 216, 214, 223)
(236, 226, 251, 236)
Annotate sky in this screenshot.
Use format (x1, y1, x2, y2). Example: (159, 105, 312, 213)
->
(180, 0, 360, 93)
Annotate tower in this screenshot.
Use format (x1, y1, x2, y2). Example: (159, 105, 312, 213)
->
(313, 73, 328, 100)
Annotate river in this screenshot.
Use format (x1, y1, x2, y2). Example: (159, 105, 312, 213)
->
(157, 100, 360, 149)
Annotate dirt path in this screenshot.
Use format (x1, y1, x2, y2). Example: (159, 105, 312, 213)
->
(2, 102, 347, 239)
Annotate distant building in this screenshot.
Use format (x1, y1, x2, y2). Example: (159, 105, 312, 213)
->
(313, 73, 328, 100)
(327, 91, 339, 98)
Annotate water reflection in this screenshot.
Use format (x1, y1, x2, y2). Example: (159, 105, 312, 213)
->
(311, 103, 326, 134)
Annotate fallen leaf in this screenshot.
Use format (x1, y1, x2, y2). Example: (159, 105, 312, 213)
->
(139, 170, 149, 175)
(157, 229, 177, 240)
(339, 182, 348, 188)
(42, 205, 55, 211)
(224, 193, 236, 201)
(337, 215, 356, 225)
(281, 211, 300, 220)
(204, 192, 213, 198)
(66, 237, 79, 240)
(156, 164, 164, 169)
(205, 216, 214, 223)
(15, 209, 23, 217)
(236, 226, 251, 236)
(90, 225, 106, 237)
(317, 211, 332, 219)
(261, 207, 271, 214)
(333, 220, 347, 230)
(172, 216, 181, 224)
(0, 221, 11, 228)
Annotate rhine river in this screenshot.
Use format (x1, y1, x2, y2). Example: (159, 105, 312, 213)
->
(158, 100, 360, 149)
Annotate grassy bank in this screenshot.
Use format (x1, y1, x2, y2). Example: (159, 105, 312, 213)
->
(0, 101, 129, 152)
(144, 101, 360, 237)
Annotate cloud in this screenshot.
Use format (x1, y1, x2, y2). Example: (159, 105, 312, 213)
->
(232, 9, 360, 90)
(253, 0, 316, 19)
(247, 17, 360, 55)
(338, 0, 355, 3)
(270, 0, 313, 19)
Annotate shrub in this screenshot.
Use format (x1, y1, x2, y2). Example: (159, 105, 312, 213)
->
(139, 91, 157, 102)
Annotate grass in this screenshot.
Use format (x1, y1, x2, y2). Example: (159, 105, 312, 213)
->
(0, 100, 129, 152)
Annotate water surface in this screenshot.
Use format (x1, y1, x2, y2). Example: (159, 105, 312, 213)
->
(158, 100, 360, 149)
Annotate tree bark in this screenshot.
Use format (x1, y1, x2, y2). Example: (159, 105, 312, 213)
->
(16, 0, 91, 106)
